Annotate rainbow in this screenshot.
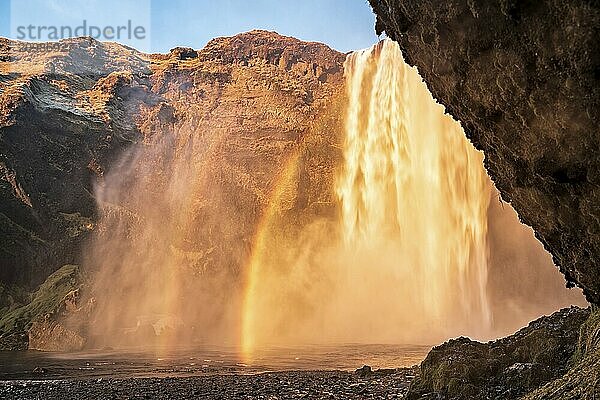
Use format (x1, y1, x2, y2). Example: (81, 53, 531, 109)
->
(240, 149, 302, 363)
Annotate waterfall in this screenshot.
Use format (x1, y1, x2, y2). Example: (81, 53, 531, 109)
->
(337, 39, 492, 334)
(241, 40, 494, 358)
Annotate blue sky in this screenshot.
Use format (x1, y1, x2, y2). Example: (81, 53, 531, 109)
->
(0, 0, 380, 53)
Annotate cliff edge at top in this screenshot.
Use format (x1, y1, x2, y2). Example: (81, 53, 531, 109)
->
(0, 30, 345, 289)
(369, 0, 600, 304)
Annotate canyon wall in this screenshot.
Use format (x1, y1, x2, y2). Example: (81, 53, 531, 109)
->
(0, 37, 145, 287)
(369, 0, 600, 304)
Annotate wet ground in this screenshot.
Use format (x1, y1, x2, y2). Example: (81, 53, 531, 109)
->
(0, 368, 419, 399)
(0, 344, 428, 399)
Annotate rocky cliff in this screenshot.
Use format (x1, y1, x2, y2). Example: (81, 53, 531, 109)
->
(369, 0, 600, 304)
(0, 26, 588, 349)
(0, 31, 344, 288)
(0, 37, 145, 287)
(0, 31, 346, 347)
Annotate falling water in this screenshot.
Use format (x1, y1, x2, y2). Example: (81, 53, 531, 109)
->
(85, 38, 582, 360)
(241, 40, 495, 357)
(337, 39, 492, 334)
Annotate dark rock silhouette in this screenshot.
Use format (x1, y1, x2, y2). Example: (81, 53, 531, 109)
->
(369, 0, 600, 305)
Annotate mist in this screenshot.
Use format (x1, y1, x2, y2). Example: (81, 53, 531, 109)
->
(83, 40, 586, 361)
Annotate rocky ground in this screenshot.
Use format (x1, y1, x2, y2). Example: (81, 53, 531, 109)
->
(406, 306, 594, 399)
(0, 368, 417, 400)
(0, 308, 595, 400)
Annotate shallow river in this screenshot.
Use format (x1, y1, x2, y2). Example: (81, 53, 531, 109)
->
(0, 344, 430, 380)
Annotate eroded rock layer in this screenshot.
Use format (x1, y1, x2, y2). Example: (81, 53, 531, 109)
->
(369, 0, 600, 304)
(0, 31, 344, 290)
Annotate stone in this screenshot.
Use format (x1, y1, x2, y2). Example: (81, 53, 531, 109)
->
(28, 318, 85, 352)
(355, 365, 373, 377)
(406, 307, 590, 399)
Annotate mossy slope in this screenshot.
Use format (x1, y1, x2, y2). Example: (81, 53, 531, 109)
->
(0, 264, 82, 349)
(407, 307, 590, 399)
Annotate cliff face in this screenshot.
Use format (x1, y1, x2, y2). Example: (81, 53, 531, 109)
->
(0, 37, 155, 287)
(0, 31, 345, 291)
(369, 0, 600, 304)
(368, 2, 600, 397)
(0, 31, 346, 347)
(0, 27, 589, 352)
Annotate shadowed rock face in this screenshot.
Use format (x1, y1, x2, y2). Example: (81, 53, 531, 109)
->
(0, 31, 345, 290)
(369, 2, 600, 398)
(0, 37, 153, 286)
(369, 0, 600, 304)
(407, 306, 591, 400)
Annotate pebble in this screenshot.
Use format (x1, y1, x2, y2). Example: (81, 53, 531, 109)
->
(0, 369, 417, 399)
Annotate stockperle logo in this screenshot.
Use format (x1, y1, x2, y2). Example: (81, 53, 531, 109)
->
(9, 0, 151, 51)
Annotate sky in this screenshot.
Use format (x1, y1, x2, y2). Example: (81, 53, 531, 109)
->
(0, 0, 380, 53)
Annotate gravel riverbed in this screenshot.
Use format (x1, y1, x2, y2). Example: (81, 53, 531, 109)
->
(0, 367, 417, 399)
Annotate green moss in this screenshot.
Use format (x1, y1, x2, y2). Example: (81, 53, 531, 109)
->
(0, 264, 82, 338)
(407, 307, 590, 400)
(0, 212, 48, 244)
(59, 212, 95, 237)
(572, 305, 600, 363)
(0, 283, 28, 314)
(524, 307, 600, 400)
